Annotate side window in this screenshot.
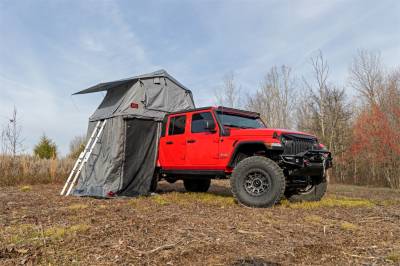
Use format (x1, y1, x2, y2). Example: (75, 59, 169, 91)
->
(191, 112, 215, 133)
(168, 115, 186, 135)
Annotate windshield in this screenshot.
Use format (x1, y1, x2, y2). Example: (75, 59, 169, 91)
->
(216, 112, 266, 129)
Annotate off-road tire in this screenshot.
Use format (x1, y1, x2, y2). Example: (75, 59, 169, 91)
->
(286, 178, 327, 202)
(230, 156, 285, 208)
(183, 178, 211, 192)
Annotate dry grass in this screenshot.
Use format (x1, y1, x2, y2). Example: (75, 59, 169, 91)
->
(19, 185, 32, 192)
(67, 203, 89, 210)
(149, 192, 235, 207)
(1, 182, 400, 265)
(0, 155, 73, 186)
(43, 224, 91, 240)
(340, 221, 359, 231)
(386, 252, 400, 263)
(1, 223, 90, 246)
(280, 196, 375, 209)
(304, 214, 324, 224)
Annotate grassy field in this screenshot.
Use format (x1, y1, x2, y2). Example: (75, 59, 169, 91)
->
(0, 156, 73, 186)
(1, 181, 400, 265)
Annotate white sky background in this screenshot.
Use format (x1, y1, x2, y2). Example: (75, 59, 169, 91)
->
(0, 0, 399, 155)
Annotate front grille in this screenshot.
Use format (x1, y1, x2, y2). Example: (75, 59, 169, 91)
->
(282, 134, 317, 155)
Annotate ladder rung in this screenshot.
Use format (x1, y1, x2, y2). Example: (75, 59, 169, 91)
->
(60, 120, 106, 196)
(63, 119, 107, 196)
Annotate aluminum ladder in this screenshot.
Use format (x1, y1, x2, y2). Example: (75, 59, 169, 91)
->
(60, 119, 107, 196)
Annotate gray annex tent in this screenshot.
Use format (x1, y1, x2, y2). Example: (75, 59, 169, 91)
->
(72, 69, 195, 197)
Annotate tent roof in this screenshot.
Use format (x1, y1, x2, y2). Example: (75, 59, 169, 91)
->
(73, 69, 192, 95)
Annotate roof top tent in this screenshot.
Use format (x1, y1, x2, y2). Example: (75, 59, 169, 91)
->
(71, 69, 195, 197)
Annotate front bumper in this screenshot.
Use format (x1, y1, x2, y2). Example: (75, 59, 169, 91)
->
(280, 150, 332, 177)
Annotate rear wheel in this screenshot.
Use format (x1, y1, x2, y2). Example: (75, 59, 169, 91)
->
(230, 156, 285, 208)
(183, 178, 211, 192)
(285, 177, 327, 202)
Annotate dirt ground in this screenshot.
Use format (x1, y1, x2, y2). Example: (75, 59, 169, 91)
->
(1, 181, 400, 265)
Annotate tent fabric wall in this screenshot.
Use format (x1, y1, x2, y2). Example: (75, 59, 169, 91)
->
(88, 77, 194, 122)
(73, 117, 125, 197)
(71, 69, 195, 198)
(90, 82, 134, 121)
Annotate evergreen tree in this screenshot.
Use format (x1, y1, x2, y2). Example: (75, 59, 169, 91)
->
(33, 135, 57, 159)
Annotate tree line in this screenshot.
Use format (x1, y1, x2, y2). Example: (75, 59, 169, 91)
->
(1, 107, 85, 160)
(216, 49, 400, 189)
(1, 49, 398, 188)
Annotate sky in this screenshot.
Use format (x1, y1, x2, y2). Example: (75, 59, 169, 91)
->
(0, 0, 399, 155)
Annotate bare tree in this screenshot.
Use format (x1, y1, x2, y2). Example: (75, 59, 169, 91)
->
(298, 51, 352, 182)
(1, 106, 24, 156)
(302, 50, 330, 139)
(246, 65, 296, 128)
(349, 49, 384, 105)
(380, 69, 400, 115)
(0, 121, 6, 154)
(215, 71, 241, 108)
(68, 135, 86, 159)
(296, 89, 314, 132)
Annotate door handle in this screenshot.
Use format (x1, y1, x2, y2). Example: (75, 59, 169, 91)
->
(187, 139, 196, 143)
(166, 141, 174, 145)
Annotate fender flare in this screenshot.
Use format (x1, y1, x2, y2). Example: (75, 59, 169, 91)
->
(227, 141, 282, 168)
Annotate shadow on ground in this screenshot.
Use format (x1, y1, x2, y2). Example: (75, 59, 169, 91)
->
(156, 179, 232, 197)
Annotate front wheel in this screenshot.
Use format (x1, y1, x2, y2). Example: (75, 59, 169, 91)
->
(230, 156, 285, 208)
(183, 178, 211, 192)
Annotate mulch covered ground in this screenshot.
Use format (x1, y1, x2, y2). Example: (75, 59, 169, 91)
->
(1, 181, 399, 265)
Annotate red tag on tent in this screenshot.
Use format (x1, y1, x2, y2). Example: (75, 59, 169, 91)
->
(130, 102, 139, 109)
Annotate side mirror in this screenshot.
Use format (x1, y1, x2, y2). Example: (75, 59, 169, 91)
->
(205, 120, 217, 133)
(223, 126, 231, 136)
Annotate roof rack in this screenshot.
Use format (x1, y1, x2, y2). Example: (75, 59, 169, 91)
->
(168, 106, 260, 118)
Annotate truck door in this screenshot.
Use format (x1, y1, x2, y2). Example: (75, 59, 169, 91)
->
(158, 114, 187, 168)
(185, 111, 220, 168)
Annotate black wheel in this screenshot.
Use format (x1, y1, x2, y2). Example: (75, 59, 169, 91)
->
(183, 178, 211, 192)
(230, 156, 285, 208)
(286, 177, 327, 202)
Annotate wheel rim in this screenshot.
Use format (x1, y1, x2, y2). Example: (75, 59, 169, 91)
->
(244, 170, 270, 196)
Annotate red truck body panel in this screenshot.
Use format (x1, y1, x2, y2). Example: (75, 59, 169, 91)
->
(157, 107, 317, 173)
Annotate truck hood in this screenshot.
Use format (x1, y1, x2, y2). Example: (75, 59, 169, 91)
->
(227, 128, 317, 139)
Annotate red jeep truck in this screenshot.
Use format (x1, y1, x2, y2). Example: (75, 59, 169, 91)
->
(155, 106, 332, 207)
